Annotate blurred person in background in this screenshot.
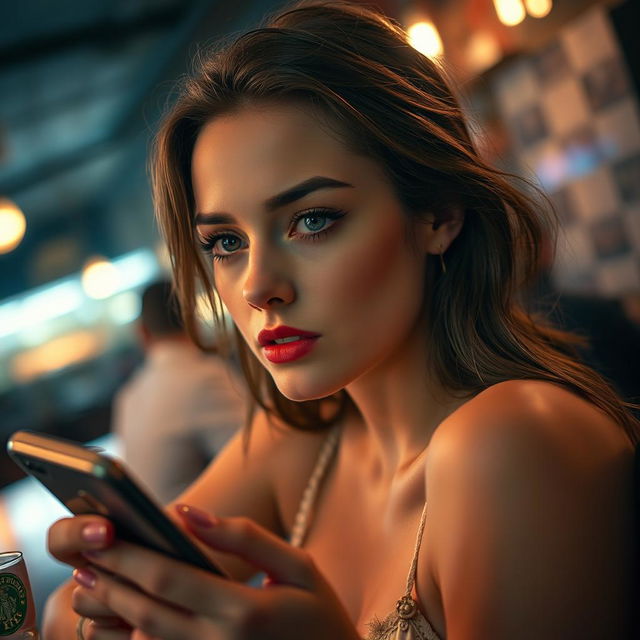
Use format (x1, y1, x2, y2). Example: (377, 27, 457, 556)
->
(43, 3, 640, 639)
(112, 279, 247, 503)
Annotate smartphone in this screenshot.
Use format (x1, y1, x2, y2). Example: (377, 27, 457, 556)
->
(6, 429, 226, 576)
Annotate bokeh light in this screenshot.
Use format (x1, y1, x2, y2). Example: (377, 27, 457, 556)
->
(81, 257, 120, 299)
(407, 21, 443, 58)
(466, 31, 501, 73)
(493, 0, 526, 26)
(525, 0, 553, 19)
(0, 198, 26, 254)
(12, 330, 103, 382)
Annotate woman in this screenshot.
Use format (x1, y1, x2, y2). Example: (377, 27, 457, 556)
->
(44, 2, 639, 638)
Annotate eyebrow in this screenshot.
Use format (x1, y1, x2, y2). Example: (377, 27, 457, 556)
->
(194, 176, 353, 226)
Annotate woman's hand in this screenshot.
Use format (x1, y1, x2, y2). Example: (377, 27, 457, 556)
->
(70, 504, 360, 640)
(47, 515, 133, 637)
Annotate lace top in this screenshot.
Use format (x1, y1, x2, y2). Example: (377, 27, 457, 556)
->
(290, 428, 442, 640)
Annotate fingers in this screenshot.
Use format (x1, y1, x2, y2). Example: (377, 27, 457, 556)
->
(71, 586, 131, 624)
(131, 633, 163, 640)
(79, 541, 252, 617)
(71, 520, 349, 640)
(130, 633, 157, 640)
(74, 560, 283, 640)
(176, 505, 318, 589)
(82, 619, 131, 640)
(48, 515, 115, 565)
(73, 566, 202, 640)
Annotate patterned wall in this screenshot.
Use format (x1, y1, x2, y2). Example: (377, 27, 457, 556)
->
(491, 6, 640, 296)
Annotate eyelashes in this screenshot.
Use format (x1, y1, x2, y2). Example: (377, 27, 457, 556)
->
(197, 207, 346, 262)
(197, 234, 242, 261)
(288, 207, 346, 240)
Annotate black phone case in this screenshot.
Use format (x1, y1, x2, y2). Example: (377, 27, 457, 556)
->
(7, 430, 225, 575)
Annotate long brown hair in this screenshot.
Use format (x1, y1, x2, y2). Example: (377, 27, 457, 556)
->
(151, 0, 639, 443)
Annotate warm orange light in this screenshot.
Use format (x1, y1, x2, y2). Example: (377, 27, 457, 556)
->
(81, 257, 120, 299)
(11, 330, 103, 382)
(0, 198, 26, 254)
(525, 0, 552, 18)
(0, 501, 18, 551)
(466, 31, 501, 73)
(493, 0, 526, 26)
(407, 21, 443, 58)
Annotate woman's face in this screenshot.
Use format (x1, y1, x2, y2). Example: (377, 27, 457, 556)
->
(191, 103, 430, 401)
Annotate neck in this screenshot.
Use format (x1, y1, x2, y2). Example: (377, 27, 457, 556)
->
(344, 322, 469, 480)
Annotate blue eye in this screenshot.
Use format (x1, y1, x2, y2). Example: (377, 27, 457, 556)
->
(197, 233, 244, 261)
(299, 214, 327, 233)
(218, 236, 241, 253)
(290, 208, 346, 239)
(197, 207, 346, 262)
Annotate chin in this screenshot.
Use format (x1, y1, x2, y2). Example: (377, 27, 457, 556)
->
(272, 371, 346, 403)
(276, 384, 336, 403)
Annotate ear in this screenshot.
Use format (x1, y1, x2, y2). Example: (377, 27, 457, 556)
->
(418, 207, 464, 255)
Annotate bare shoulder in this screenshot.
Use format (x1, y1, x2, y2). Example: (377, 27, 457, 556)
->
(423, 380, 636, 638)
(429, 379, 633, 473)
(426, 379, 635, 535)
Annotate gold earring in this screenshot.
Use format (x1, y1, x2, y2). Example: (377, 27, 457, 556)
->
(439, 246, 446, 274)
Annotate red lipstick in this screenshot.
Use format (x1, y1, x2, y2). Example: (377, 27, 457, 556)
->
(258, 326, 321, 364)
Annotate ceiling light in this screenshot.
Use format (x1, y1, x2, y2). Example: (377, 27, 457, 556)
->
(0, 198, 26, 254)
(407, 21, 443, 59)
(466, 31, 501, 73)
(525, 0, 552, 19)
(493, 0, 526, 26)
(81, 257, 120, 300)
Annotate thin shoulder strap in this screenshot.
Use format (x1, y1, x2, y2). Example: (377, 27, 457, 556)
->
(290, 427, 341, 548)
(404, 501, 429, 597)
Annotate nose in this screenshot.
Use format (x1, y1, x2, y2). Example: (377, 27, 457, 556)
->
(242, 248, 295, 311)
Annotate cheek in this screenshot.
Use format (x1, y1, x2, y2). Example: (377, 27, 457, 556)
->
(316, 222, 423, 314)
(213, 274, 250, 337)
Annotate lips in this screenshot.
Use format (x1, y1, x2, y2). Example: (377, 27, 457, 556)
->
(258, 325, 321, 364)
(257, 325, 320, 346)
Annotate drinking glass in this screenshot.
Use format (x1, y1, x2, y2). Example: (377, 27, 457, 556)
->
(0, 551, 38, 639)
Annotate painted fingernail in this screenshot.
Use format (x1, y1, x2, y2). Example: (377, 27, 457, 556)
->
(175, 504, 218, 528)
(73, 567, 97, 589)
(82, 522, 108, 544)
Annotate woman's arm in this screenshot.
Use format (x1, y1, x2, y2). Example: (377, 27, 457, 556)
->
(42, 410, 328, 635)
(424, 380, 635, 640)
(166, 409, 330, 579)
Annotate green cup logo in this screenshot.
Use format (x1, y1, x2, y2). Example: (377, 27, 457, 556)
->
(0, 573, 27, 635)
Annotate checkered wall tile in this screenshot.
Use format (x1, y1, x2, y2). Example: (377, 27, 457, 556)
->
(491, 6, 640, 296)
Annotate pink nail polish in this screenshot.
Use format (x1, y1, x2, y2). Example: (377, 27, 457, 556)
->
(82, 523, 107, 543)
(73, 567, 97, 589)
(175, 504, 218, 528)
